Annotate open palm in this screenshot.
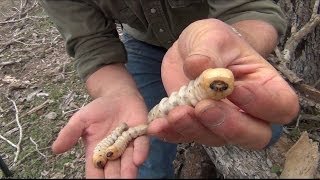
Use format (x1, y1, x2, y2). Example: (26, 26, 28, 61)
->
(52, 94, 149, 178)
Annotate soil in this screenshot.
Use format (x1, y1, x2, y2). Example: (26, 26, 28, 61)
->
(0, 0, 217, 178)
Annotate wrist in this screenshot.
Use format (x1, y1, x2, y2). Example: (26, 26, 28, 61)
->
(85, 63, 142, 99)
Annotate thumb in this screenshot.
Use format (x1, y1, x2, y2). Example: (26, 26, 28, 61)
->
(52, 113, 86, 154)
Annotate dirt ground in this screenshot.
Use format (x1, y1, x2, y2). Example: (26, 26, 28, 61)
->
(0, 1, 217, 178)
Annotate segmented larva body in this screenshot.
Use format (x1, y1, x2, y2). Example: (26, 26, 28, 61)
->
(104, 124, 148, 160)
(93, 68, 234, 168)
(147, 68, 234, 123)
(92, 122, 129, 168)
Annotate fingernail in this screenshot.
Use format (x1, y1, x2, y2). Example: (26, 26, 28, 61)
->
(230, 85, 254, 107)
(199, 105, 225, 129)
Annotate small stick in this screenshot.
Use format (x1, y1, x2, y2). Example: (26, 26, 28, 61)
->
(21, 99, 53, 118)
(283, 0, 320, 62)
(0, 61, 18, 67)
(0, 97, 23, 165)
(0, 135, 17, 149)
(93, 68, 235, 168)
(29, 137, 46, 158)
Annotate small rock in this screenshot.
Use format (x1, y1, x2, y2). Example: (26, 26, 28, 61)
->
(51, 172, 65, 179)
(27, 89, 42, 101)
(36, 92, 49, 97)
(267, 159, 273, 168)
(45, 112, 57, 120)
(41, 170, 49, 177)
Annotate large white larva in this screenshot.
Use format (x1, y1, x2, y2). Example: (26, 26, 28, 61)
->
(147, 68, 234, 123)
(93, 68, 235, 168)
(92, 122, 129, 168)
(104, 124, 148, 160)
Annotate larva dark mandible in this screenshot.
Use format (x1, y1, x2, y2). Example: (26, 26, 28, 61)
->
(93, 68, 235, 168)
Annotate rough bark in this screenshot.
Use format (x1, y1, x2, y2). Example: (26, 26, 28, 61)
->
(203, 134, 292, 179)
(204, 0, 320, 178)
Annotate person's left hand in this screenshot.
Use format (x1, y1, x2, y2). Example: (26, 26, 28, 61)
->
(147, 19, 299, 149)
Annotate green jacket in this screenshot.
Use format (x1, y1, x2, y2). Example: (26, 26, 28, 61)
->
(39, 0, 287, 81)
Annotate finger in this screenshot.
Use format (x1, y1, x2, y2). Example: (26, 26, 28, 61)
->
(147, 117, 188, 143)
(133, 136, 149, 166)
(121, 143, 138, 178)
(104, 158, 121, 178)
(228, 76, 300, 124)
(167, 105, 226, 146)
(147, 117, 170, 135)
(52, 113, 86, 154)
(85, 141, 104, 178)
(195, 99, 272, 149)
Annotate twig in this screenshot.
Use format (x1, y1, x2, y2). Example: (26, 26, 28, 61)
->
(9, 97, 22, 164)
(19, 0, 39, 19)
(300, 114, 320, 122)
(62, 108, 79, 116)
(0, 135, 17, 149)
(294, 83, 320, 104)
(270, 0, 320, 105)
(18, 0, 28, 19)
(0, 15, 48, 25)
(283, 127, 290, 135)
(312, 0, 320, 15)
(283, 0, 320, 61)
(11, 146, 51, 169)
(29, 137, 46, 158)
(0, 37, 26, 54)
(295, 114, 302, 128)
(268, 55, 303, 83)
(21, 99, 53, 118)
(0, 60, 21, 67)
(13, 39, 44, 46)
(60, 91, 75, 112)
(1, 97, 23, 165)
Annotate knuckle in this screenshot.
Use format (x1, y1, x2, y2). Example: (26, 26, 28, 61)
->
(211, 29, 232, 45)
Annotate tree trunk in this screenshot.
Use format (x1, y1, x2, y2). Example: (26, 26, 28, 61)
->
(204, 0, 320, 178)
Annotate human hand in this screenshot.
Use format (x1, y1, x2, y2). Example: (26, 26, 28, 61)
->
(52, 94, 149, 178)
(148, 19, 299, 149)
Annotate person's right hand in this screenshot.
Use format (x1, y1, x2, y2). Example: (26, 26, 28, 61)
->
(51, 71, 150, 178)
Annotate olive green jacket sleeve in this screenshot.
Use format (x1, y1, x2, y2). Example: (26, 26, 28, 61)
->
(208, 0, 287, 37)
(39, 0, 127, 81)
(40, 0, 287, 81)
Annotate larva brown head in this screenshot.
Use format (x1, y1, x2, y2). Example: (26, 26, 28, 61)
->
(93, 153, 107, 169)
(105, 146, 121, 160)
(199, 68, 234, 100)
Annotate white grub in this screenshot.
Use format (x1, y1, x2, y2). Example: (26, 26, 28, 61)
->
(105, 124, 148, 160)
(148, 68, 234, 123)
(92, 122, 129, 168)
